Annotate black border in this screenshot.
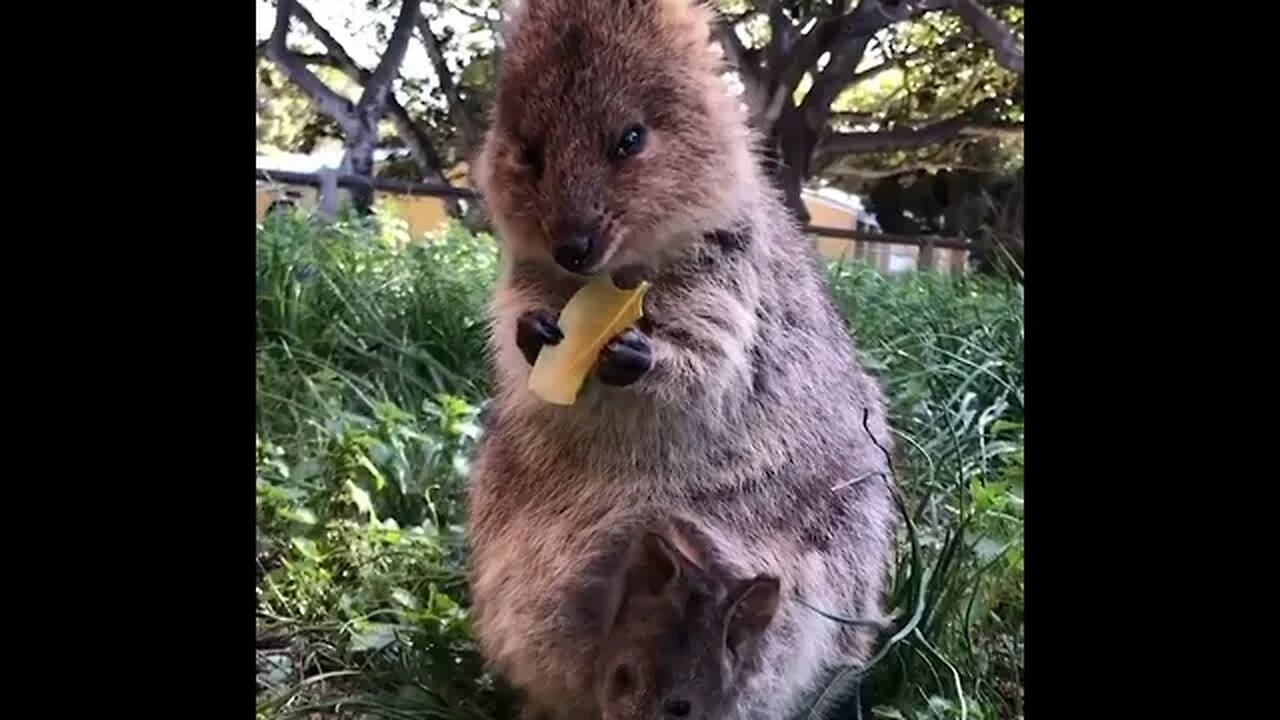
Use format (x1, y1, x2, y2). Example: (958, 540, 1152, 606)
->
(44, 3, 254, 713)
(1028, 2, 1200, 717)
(38, 0, 1206, 715)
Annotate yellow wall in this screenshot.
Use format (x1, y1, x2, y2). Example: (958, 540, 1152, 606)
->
(805, 199, 859, 263)
(255, 185, 320, 223)
(255, 191, 274, 221)
(381, 194, 452, 239)
(255, 184, 451, 240)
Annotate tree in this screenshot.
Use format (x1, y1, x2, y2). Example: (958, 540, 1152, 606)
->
(864, 164, 1023, 278)
(264, 0, 429, 214)
(257, 1, 503, 216)
(257, 1, 1024, 231)
(712, 0, 1023, 222)
(256, 58, 352, 154)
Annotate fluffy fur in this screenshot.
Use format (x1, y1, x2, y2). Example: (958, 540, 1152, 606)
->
(468, 1, 898, 717)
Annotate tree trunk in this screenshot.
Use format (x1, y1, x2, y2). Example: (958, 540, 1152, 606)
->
(318, 163, 344, 219)
(918, 237, 936, 272)
(267, 0, 421, 218)
(286, 2, 456, 204)
(345, 109, 380, 214)
(768, 110, 823, 225)
(770, 157, 810, 226)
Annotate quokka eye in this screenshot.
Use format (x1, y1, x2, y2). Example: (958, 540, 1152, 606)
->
(521, 141, 544, 178)
(663, 699, 692, 717)
(613, 124, 647, 159)
(608, 663, 635, 700)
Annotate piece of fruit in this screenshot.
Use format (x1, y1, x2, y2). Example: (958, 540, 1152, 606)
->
(528, 275, 650, 405)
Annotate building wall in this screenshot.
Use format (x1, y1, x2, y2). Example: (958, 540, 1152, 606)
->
(255, 185, 320, 222)
(379, 194, 452, 238)
(255, 185, 450, 239)
(806, 199, 859, 263)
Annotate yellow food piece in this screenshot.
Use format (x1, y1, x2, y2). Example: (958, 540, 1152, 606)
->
(528, 275, 650, 405)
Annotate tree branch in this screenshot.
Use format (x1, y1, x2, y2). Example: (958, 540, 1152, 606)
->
(450, 3, 500, 22)
(713, 14, 760, 83)
(712, 12, 767, 120)
(256, 40, 332, 67)
(417, 16, 481, 152)
(801, 2, 981, 125)
(290, 2, 361, 71)
(265, 0, 358, 136)
(763, 0, 1021, 125)
(356, 0, 420, 114)
(950, 0, 1023, 74)
(813, 103, 1022, 167)
(849, 33, 969, 86)
(825, 160, 1007, 180)
(267, 2, 451, 185)
(764, 1, 797, 73)
(829, 111, 878, 125)
(764, 0, 950, 126)
(799, 32, 875, 121)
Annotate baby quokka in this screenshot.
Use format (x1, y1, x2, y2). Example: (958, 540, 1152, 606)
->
(593, 522, 781, 720)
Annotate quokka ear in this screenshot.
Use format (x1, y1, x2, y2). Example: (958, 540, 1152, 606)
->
(624, 530, 685, 598)
(595, 528, 685, 637)
(722, 574, 781, 658)
(660, 514, 722, 571)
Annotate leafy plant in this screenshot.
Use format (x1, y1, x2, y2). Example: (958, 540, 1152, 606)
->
(811, 263, 1024, 720)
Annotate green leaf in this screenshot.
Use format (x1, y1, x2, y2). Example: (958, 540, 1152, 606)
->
(290, 459, 323, 482)
(974, 536, 1006, 563)
(391, 587, 419, 609)
(286, 507, 317, 525)
(346, 480, 377, 521)
(349, 623, 397, 652)
(290, 537, 322, 562)
(354, 452, 387, 491)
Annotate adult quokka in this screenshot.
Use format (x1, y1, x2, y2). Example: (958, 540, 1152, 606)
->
(467, 0, 898, 717)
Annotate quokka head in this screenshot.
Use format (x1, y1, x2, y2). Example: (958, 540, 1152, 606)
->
(474, 0, 754, 277)
(591, 518, 780, 720)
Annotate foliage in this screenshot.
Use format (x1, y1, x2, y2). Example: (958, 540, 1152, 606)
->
(256, 0, 500, 168)
(823, 5, 1025, 188)
(256, 207, 497, 428)
(257, 210, 510, 718)
(821, 262, 1024, 719)
(864, 166, 1025, 281)
(257, 58, 352, 154)
(256, 212, 1023, 719)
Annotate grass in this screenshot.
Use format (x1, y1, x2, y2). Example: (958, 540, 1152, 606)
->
(255, 208, 1024, 720)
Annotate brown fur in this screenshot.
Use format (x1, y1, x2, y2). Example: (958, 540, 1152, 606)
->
(468, 1, 898, 718)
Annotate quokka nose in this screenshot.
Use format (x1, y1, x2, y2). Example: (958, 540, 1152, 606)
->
(552, 230, 597, 273)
